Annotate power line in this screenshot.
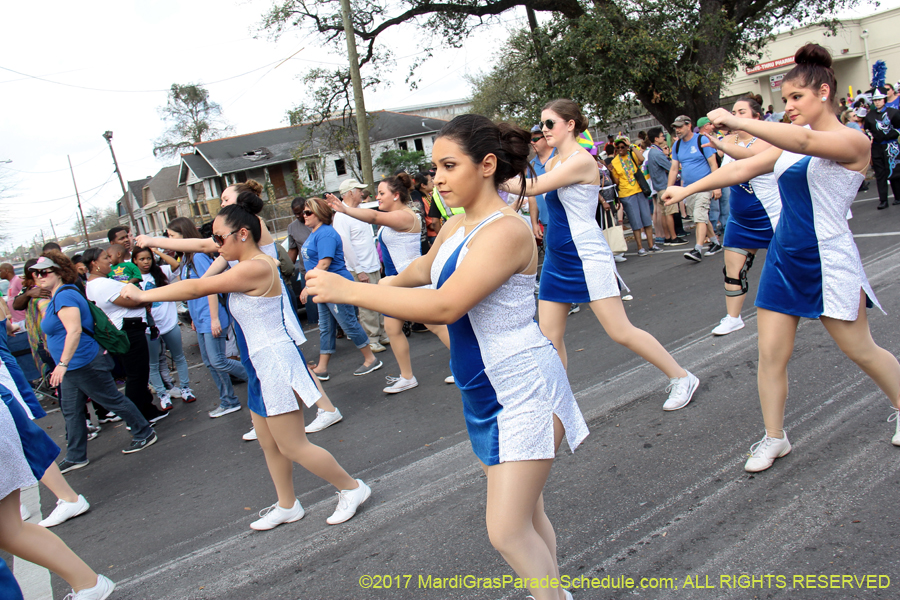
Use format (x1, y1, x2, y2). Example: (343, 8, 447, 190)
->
(0, 172, 116, 205)
(0, 148, 106, 174)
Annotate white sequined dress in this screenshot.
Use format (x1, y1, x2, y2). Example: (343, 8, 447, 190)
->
(431, 212, 589, 465)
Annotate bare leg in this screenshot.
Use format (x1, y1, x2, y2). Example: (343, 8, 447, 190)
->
(820, 290, 900, 408)
(483, 418, 567, 600)
(308, 366, 335, 412)
(694, 222, 707, 249)
(385, 317, 413, 380)
(664, 213, 677, 239)
(359, 345, 376, 365)
(723, 248, 756, 318)
(643, 226, 655, 247)
(538, 301, 570, 369)
(425, 323, 450, 349)
(589, 296, 687, 379)
(756, 308, 800, 438)
(252, 412, 297, 509)
(265, 400, 358, 492)
(0, 491, 97, 591)
(314, 354, 331, 373)
(40, 462, 79, 503)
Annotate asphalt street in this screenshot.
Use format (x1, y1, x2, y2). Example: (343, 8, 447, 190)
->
(8, 190, 900, 600)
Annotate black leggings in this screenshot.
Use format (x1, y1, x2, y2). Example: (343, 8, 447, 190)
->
(114, 319, 164, 421)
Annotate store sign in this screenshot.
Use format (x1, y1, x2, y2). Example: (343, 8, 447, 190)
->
(746, 56, 795, 75)
(770, 74, 784, 90)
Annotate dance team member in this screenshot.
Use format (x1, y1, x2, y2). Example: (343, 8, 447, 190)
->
(510, 99, 699, 411)
(307, 114, 587, 600)
(121, 201, 371, 528)
(663, 44, 900, 471)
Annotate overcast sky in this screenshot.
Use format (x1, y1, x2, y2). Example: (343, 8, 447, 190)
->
(0, 0, 892, 252)
(0, 0, 524, 251)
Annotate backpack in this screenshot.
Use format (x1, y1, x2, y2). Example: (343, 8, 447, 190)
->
(51, 284, 131, 355)
(673, 134, 705, 158)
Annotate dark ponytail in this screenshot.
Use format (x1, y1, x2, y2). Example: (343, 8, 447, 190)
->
(783, 43, 838, 110)
(219, 202, 262, 243)
(131, 246, 168, 288)
(437, 114, 533, 198)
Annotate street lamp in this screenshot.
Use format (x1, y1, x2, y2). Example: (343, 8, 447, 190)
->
(103, 130, 138, 234)
(861, 29, 871, 86)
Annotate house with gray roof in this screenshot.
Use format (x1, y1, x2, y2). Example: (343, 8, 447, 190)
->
(116, 176, 152, 234)
(117, 166, 196, 235)
(177, 110, 448, 206)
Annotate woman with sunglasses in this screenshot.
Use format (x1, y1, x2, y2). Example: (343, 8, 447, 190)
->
(299, 197, 381, 381)
(325, 176, 452, 394)
(508, 99, 699, 411)
(306, 114, 586, 600)
(121, 201, 371, 529)
(663, 44, 900, 471)
(34, 252, 158, 470)
(163, 218, 248, 418)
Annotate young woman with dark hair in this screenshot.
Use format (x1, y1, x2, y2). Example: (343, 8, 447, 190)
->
(307, 114, 587, 600)
(663, 43, 900, 471)
(121, 203, 371, 529)
(325, 177, 451, 394)
(509, 98, 699, 411)
(699, 95, 782, 336)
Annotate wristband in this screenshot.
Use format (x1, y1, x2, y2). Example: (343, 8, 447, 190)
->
(57, 361, 68, 368)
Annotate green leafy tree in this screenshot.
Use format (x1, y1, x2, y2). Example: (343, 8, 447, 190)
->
(374, 149, 429, 176)
(261, 0, 866, 127)
(153, 84, 233, 159)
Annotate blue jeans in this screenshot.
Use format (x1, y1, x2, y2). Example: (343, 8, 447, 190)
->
(718, 186, 731, 229)
(197, 331, 247, 409)
(317, 302, 369, 354)
(147, 326, 189, 395)
(60, 349, 153, 463)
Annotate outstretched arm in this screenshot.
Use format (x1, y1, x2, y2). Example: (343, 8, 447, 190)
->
(120, 259, 275, 303)
(135, 234, 218, 255)
(325, 193, 418, 231)
(662, 146, 782, 205)
(503, 151, 598, 197)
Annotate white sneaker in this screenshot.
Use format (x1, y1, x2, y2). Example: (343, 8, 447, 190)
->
(663, 371, 699, 411)
(888, 409, 900, 446)
(20, 503, 30, 521)
(711, 314, 744, 336)
(444, 375, 455, 384)
(250, 499, 304, 531)
(242, 427, 258, 442)
(305, 408, 343, 433)
(326, 479, 371, 525)
(39, 494, 90, 527)
(369, 342, 386, 353)
(744, 433, 792, 472)
(383, 376, 418, 394)
(614, 254, 627, 262)
(158, 391, 173, 411)
(67, 574, 115, 600)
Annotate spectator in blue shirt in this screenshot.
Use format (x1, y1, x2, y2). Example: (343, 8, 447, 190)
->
(527, 124, 556, 242)
(667, 115, 723, 262)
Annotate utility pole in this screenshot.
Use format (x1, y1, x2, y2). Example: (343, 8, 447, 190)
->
(49, 219, 57, 241)
(68, 155, 91, 248)
(103, 131, 138, 234)
(338, 0, 374, 189)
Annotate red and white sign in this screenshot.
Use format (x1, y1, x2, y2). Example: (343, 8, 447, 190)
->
(770, 74, 784, 90)
(746, 56, 795, 75)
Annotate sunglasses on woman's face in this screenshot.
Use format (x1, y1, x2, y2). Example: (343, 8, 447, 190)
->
(211, 230, 238, 247)
(540, 119, 556, 131)
(302, 210, 314, 217)
(33, 270, 54, 278)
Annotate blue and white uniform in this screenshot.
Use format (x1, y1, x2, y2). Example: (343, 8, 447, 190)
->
(432, 212, 589, 465)
(722, 151, 781, 249)
(228, 257, 320, 417)
(538, 153, 625, 303)
(756, 152, 882, 320)
(378, 212, 421, 277)
(0, 381, 59, 498)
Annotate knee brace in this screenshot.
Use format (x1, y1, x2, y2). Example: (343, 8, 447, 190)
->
(723, 247, 755, 297)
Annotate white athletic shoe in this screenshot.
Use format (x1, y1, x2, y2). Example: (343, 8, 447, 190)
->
(39, 494, 90, 527)
(305, 408, 343, 433)
(20, 503, 30, 521)
(444, 375, 455, 384)
(68, 574, 115, 600)
(326, 479, 371, 525)
(711, 314, 745, 336)
(663, 371, 699, 411)
(383, 376, 418, 394)
(242, 427, 258, 442)
(744, 433, 792, 472)
(250, 499, 304, 531)
(889, 409, 900, 446)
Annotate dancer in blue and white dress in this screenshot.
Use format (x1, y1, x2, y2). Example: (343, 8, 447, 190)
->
(123, 200, 371, 529)
(511, 99, 699, 412)
(663, 43, 900, 472)
(700, 95, 783, 336)
(0, 384, 115, 600)
(307, 115, 584, 600)
(136, 182, 344, 442)
(326, 174, 451, 395)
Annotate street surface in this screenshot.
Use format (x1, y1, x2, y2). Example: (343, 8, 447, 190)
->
(8, 190, 900, 600)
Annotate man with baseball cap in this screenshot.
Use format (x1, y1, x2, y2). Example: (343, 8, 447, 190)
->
(668, 115, 722, 262)
(329, 180, 388, 352)
(863, 87, 900, 209)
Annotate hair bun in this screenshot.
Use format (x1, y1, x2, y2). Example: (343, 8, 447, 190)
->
(235, 191, 264, 215)
(794, 43, 832, 69)
(245, 180, 264, 196)
(395, 171, 413, 190)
